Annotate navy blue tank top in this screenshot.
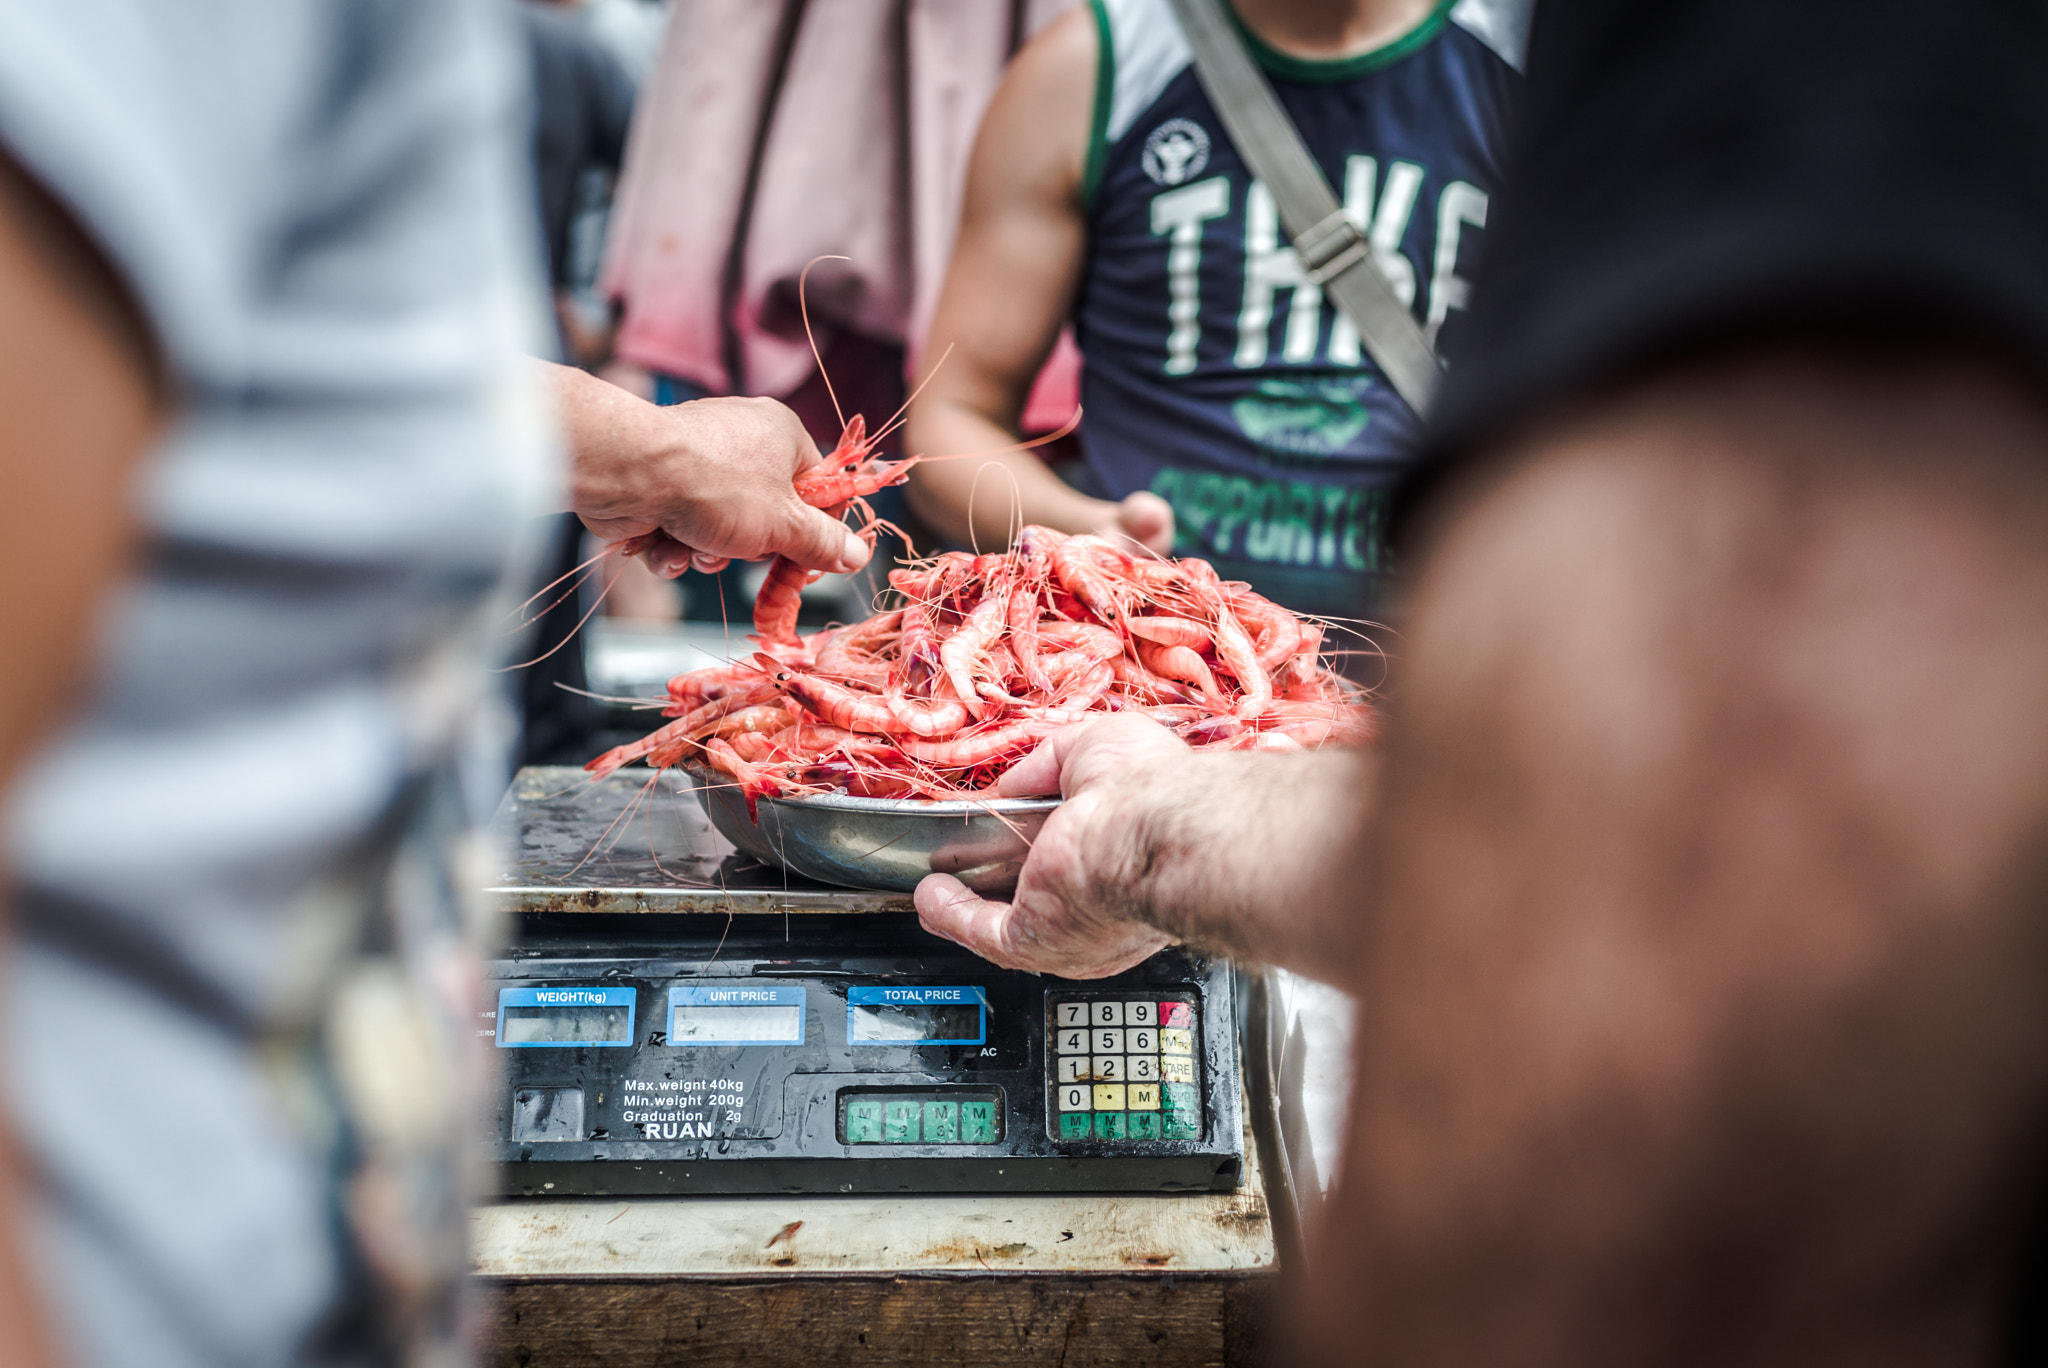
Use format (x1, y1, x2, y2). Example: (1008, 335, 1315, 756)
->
(1074, 0, 1526, 616)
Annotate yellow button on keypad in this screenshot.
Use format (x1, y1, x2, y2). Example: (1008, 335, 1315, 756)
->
(1127, 1083, 1160, 1111)
(1159, 1028, 1194, 1055)
(1092, 1083, 1127, 1111)
(1160, 1055, 1195, 1083)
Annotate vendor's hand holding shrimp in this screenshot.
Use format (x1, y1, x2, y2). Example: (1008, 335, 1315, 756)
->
(544, 361, 872, 578)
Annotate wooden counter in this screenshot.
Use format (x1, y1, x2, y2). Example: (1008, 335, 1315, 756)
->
(471, 1099, 1277, 1366)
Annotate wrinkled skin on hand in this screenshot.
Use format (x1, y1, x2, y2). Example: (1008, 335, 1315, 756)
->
(574, 394, 870, 578)
(914, 714, 1185, 976)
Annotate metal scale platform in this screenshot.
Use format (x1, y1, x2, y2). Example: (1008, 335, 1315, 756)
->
(483, 766, 1247, 1197)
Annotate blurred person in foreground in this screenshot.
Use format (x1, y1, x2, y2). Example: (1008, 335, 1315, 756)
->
(0, 2, 864, 1364)
(906, 0, 1524, 623)
(919, 0, 2048, 1360)
(515, 0, 665, 769)
(525, 0, 635, 368)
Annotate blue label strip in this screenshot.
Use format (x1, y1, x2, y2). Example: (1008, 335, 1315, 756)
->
(495, 985, 637, 1048)
(667, 984, 806, 1046)
(671, 984, 807, 1006)
(846, 985, 988, 1046)
(846, 986, 987, 1006)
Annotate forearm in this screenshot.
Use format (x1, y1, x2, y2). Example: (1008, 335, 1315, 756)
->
(1308, 351, 2048, 1365)
(1, 147, 163, 1368)
(539, 358, 671, 518)
(905, 397, 1113, 548)
(1099, 747, 1376, 980)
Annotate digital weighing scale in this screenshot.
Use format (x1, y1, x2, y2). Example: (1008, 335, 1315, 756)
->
(486, 767, 1246, 1197)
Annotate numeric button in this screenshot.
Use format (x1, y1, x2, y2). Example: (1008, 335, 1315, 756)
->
(1057, 1002, 1089, 1028)
(1093, 1001, 1123, 1026)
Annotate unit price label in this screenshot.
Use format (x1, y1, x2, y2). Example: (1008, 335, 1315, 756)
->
(620, 1076, 778, 1139)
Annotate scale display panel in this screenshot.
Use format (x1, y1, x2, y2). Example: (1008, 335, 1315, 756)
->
(483, 918, 1241, 1196)
(497, 986, 636, 1047)
(669, 984, 805, 1045)
(847, 985, 986, 1045)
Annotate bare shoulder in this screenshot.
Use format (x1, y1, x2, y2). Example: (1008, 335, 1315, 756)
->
(970, 5, 1100, 207)
(1011, 3, 1100, 88)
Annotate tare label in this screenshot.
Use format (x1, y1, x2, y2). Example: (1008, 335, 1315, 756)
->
(619, 1076, 779, 1140)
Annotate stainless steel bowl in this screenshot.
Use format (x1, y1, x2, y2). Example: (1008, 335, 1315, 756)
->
(686, 767, 1060, 895)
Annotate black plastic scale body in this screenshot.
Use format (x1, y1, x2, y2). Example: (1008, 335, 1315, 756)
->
(486, 914, 1242, 1196)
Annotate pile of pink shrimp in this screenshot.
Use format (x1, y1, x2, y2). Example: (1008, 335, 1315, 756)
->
(588, 495, 1376, 816)
(581, 247, 1371, 813)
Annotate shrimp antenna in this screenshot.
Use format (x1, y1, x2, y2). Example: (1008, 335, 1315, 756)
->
(505, 561, 601, 636)
(868, 342, 956, 448)
(967, 460, 1026, 553)
(551, 681, 668, 709)
(505, 537, 621, 628)
(920, 406, 1082, 464)
(798, 255, 852, 433)
(500, 551, 629, 671)
(963, 460, 1013, 555)
(1004, 462, 1025, 549)
(564, 769, 662, 878)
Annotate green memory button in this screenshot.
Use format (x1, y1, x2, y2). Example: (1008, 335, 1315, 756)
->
(1127, 1111, 1162, 1141)
(922, 1100, 959, 1143)
(1057, 1111, 1092, 1140)
(961, 1099, 999, 1143)
(1092, 1111, 1128, 1141)
(884, 1100, 922, 1142)
(1163, 1083, 1200, 1139)
(844, 1098, 884, 1144)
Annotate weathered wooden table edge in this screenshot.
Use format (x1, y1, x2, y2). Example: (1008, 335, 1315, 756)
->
(472, 1101, 1278, 1366)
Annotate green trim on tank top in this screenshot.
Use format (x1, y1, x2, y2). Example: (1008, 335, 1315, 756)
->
(1226, 0, 1457, 84)
(1082, 0, 1116, 212)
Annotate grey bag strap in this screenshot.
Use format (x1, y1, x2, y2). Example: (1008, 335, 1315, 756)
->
(1164, 0, 1441, 414)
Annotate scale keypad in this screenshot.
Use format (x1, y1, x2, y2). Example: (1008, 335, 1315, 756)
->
(1046, 993, 1201, 1142)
